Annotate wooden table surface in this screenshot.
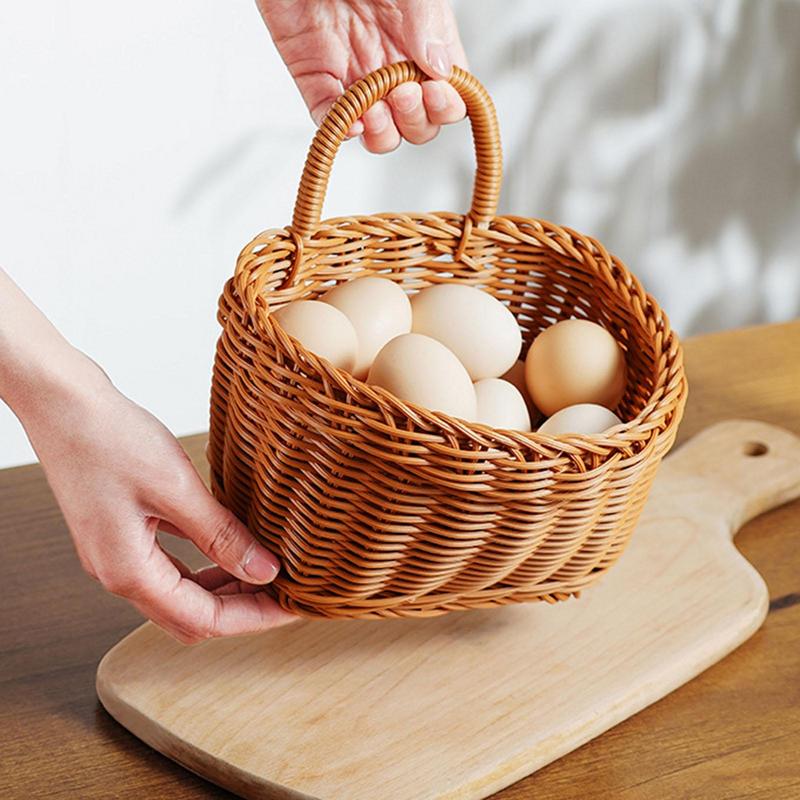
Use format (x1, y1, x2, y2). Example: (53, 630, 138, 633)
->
(2, 321, 799, 800)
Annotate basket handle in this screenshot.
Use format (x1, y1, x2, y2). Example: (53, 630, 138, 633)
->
(290, 60, 503, 240)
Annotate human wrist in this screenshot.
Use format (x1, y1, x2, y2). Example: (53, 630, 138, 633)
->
(2, 340, 113, 428)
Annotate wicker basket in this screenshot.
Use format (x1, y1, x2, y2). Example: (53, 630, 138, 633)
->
(208, 61, 687, 619)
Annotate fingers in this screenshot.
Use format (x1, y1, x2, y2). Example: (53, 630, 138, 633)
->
(89, 526, 294, 643)
(365, 80, 465, 152)
(152, 585, 295, 644)
(347, 119, 365, 139)
(360, 101, 401, 154)
(124, 544, 295, 644)
(158, 469, 280, 586)
(312, 98, 364, 139)
(164, 553, 256, 598)
(296, 73, 344, 128)
(386, 83, 439, 145)
(444, 27, 469, 73)
(192, 565, 263, 595)
(182, 506, 279, 584)
(294, 73, 364, 138)
(421, 80, 466, 126)
(398, 0, 467, 79)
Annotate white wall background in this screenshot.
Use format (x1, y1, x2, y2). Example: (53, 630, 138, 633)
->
(1, 0, 798, 468)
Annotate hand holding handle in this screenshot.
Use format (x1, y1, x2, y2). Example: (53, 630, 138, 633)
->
(291, 61, 503, 239)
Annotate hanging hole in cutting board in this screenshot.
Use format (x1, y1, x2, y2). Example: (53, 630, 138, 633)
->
(743, 441, 769, 457)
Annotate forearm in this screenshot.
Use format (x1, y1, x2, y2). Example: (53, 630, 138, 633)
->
(0, 274, 288, 641)
(0, 268, 107, 422)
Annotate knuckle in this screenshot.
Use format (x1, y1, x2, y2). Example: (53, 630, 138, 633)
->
(174, 628, 206, 646)
(177, 605, 219, 644)
(207, 515, 244, 563)
(409, 129, 438, 146)
(191, 618, 215, 642)
(392, 100, 421, 119)
(161, 465, 198, 507)
(449, 103, 467, 123)
(372, 139, 401, 155)
(166, 624, 204, 645)
(99, 569, 140, 598)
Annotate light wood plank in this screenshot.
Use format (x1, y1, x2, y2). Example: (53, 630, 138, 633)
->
(96, 419, 800, 800)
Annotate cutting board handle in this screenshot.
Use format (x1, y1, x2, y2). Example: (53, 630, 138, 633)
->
(658, 419, 800, 536)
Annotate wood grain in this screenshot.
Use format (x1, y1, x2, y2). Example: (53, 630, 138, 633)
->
(94, 420, 800, 800)
(1, 321, 799, 799)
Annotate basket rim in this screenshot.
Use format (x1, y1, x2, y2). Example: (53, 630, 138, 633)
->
(230, 210, 687, 459)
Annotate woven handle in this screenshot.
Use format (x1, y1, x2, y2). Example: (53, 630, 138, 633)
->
(291, 61, 502, 239)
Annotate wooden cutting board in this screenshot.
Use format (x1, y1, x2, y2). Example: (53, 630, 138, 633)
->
(96, 419, 800, 800)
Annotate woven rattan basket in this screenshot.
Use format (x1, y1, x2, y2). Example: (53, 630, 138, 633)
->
(208, 61, 687, 619)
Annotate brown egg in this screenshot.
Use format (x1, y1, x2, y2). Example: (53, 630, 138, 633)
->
(525, 320, 626, 416)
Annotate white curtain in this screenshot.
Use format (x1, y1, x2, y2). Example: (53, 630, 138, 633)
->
(368, 0, 800, 334)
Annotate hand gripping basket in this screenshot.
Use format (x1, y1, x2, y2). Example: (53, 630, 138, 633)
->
(208, 61, 687, 619)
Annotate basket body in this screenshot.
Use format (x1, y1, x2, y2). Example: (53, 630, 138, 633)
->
(208, 212, 687, 618)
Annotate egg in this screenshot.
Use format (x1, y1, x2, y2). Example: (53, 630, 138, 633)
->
(525, 319, 626, 416)
(410, 284, 522, 381)
(367, 333, 477, 420)
(272, 300, 358, 373)
(500, 359, 539, 418)
(538, 404, 622, 436)
(322, 277, 412, 379)
(473, 378, 531, 431)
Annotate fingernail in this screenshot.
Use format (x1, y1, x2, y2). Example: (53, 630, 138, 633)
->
(426, 82, 447, 112)
(426, 42, 451, 80)
(244, 547, 280, 583)
(348, 119, 365, 137)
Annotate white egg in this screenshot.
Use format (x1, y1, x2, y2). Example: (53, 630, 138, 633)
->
(272, 300, 358, 373)
(410, 284, 522, 381)
(367, 333, 477, 420)
(474, 378, 531, 431)
(537, 404, 622, 436)
(322, 277, 412, 379)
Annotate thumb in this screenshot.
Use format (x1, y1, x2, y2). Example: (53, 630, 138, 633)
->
(295, 74, 364, 137)
(162, 475, 280, 585)
(398, 0, 462, 80)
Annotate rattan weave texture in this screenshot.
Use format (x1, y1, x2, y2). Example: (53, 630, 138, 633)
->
(208, 62, 687, 618)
